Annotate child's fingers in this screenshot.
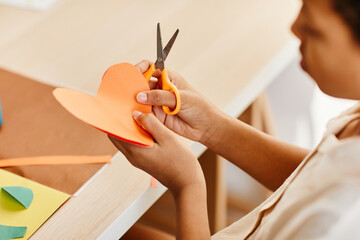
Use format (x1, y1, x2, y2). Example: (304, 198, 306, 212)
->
(148, 79, 158, 90)
(135, 59, 162, 77)
(108, 135, 130, 156)
(135, 60, 153, 73)
(133, 112, 172, 143)
(136, 90, 176, 109)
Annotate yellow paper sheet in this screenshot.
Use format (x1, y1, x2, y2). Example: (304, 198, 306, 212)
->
(0, 169, 70, 240)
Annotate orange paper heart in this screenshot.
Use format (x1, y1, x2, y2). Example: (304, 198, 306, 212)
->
(53, 63, 154, 147)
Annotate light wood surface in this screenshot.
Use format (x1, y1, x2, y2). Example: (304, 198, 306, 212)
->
(33, 153, 153, 239)
(0, 0, 300, 238)
(0, 0, 298, 109)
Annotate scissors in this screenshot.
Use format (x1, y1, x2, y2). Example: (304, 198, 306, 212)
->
(143, 23, 181, 115)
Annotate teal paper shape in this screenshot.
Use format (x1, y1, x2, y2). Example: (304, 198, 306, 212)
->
(0, 225, 27, 240)
(1, 187, 34, 209)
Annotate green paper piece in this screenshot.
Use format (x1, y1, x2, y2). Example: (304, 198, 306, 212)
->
(1, 186, 34, 208)
(0, 225, 27, 240)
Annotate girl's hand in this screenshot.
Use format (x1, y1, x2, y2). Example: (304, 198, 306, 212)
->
(135, 60, 221, 145)
(108, 111, 205, 193)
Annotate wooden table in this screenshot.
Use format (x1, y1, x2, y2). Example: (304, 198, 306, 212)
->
(0, 0, 300, 238)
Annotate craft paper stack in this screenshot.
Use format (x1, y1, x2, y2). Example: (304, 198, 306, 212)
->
(0, 67, 117, 194)
(0, 169, 70, 239)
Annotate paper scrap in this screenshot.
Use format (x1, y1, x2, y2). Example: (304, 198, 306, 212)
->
(151, 177, 157, 188)
(2, 187, 33, 209)
(0, 169, 70, 240)
(0, 225, 27, 240)
(0, 155, 112, 168)
(53, 63, 154, 147)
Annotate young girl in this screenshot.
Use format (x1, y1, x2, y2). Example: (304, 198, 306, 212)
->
(109, 0, 360, 239)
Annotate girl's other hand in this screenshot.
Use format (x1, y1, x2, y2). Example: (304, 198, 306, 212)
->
(108, 111, 205, 194)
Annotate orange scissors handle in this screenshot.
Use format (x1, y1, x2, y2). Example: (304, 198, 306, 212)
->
(161, 69, 181, 115)
(143, 64, 156, 82)
(142, 66, 181, 115)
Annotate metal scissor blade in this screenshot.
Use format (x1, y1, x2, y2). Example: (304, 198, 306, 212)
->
(156, 23, 165, 70)
(163, 29, 179, 60)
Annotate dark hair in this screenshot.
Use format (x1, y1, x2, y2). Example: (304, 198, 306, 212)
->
(333, 0, 360, 42)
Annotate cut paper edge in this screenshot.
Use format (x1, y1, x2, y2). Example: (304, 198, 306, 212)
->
(96, 126, 152, 148)
(53, 63, 154, 148)
(0, 225, 27, 240)
(2, 186, 34, 208)
(53, 88, 154, 147)
(0, 155, 112, 168)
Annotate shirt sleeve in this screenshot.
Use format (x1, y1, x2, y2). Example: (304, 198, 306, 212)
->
(278, 180, 360, 240)
(271, 140, 360, 240)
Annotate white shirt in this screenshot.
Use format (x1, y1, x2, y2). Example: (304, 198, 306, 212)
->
(212, 102, 360, 240)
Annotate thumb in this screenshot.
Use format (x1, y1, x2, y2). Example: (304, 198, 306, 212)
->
(137, 90, 176, 108)
(133, 111, 171, 142)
